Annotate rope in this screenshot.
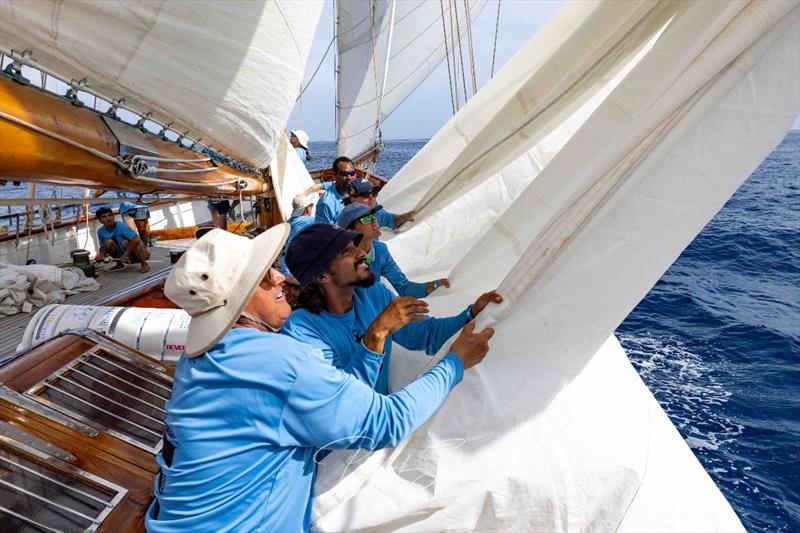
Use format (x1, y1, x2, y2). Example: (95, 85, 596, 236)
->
(452, 0, 470, 105)
(464, 0, 478, 95)
(491, 0, 501, 77)
(368, 0, 382, 145)
(296, 36, 335, 102)
(0, 111, 122, 165)
(439, 0, 457, 114)
(375, 0, 398, 145)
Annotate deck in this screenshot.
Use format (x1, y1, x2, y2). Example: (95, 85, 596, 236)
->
(0, 242, 188, 360)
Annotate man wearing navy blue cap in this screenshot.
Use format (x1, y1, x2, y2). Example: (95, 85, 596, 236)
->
(346, 178, 414, 229)
(336, 203, 449, 298)
(282, 223, 502, 393)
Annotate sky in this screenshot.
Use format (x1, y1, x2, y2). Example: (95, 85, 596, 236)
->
(288, 0, 799, 143)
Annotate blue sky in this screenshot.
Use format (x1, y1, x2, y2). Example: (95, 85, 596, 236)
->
(288, 0, 799, 142)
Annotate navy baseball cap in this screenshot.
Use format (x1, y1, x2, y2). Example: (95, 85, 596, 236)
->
(346, 179, 378, 197)
(336, 203, 383, 230)
(285, 224, 363, 289)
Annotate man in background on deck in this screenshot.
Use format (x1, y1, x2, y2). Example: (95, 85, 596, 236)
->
(282, 223, 502, 394)
(337, 203, 449, 298)
(278, 193, 317, 275)
(306, 156, 357, 225)
(290, 129, 312, 166)
(206, 198, 240, 230)
(93, 190, 152, 246)
(94, 207, 150, 273)
(346, 178, 415, 229)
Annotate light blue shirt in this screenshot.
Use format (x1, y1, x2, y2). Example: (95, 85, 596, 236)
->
(369, 240, 428, 298)
(115, 192, 144, 216)
(314, 181, 345, 225)
(146, 328, 463, 533)
(97, 221, 137, 252)
(283, 282, 471, 394)
(295, 147, 308, 167)
(376, 208, 396, 229)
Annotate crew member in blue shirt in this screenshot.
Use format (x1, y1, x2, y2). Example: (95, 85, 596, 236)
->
(94, 207, 150, 273)
(145, 225, 494, 532)
(337, 203, 449, 298)
(283, 223, 502, 394)
(93, 190, 151, 246)
(346, 178, 415, 229)
(306, 156, 357, 225)
(290, 129, 312, 166)
(279, 193, 317, 274)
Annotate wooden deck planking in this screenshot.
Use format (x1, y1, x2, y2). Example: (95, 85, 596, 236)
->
(0, 245, 183, 360)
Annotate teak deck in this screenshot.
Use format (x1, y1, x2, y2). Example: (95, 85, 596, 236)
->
(0, 244, 178, 361)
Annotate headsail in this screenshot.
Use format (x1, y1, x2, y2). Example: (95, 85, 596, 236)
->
(335, 0, 486, 160)
(0, 0, 323, 169)
(312, 0, 799, 530)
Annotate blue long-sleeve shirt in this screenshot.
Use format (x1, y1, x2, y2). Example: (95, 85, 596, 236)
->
(376, 208, 396, 229)
(315, 181, 344, 225)
(283, 282, 471, 394)
(369, 239, 428, 298)
(146, 328, 463, 533)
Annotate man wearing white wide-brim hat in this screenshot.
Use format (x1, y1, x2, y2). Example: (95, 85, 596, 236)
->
(146, 226, 495, 532)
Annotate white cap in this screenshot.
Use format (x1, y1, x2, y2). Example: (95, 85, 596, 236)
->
(164, 224, 289, 356)
(290, 129, 310, 150)
(291, 193, 316, 218)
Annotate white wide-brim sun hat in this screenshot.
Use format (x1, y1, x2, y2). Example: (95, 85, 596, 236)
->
(164, 223, 289, 356)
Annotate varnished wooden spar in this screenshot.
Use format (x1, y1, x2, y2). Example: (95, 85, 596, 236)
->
(0, 76, 268, 197)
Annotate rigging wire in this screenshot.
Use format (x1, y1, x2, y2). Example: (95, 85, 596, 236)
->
(439, 0, 458, 115)
(295, 36, 335, 102)
(491, 0, 501, 77)
(447, 0, 461, 109)
(452, 0, 470, 104)
(464, 0, 478, 95)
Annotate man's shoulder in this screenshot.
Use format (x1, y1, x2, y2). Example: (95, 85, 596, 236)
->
(283, 309, 326, 336)
(215, 328, 318, 363)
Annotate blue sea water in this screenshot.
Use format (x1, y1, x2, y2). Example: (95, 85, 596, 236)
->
(308, 134, 800, 532)
(1, 133, 797, 530)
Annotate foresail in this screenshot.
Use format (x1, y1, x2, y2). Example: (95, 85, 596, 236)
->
(336, 0, 486, 159)
(0, 0, 323, 168)
(313, 0, 799, 530)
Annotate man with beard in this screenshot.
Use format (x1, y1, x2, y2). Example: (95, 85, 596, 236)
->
(306, 156, 358, 225)
(146, 226, 495, 532)
(283, 223, 502, 393)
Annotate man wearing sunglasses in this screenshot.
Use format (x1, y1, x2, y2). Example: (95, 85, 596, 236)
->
(283, 223, 502, 394)
(307, 156, 358, 225)
(336, 203, 449, 298)
(346, 178, 415, 229)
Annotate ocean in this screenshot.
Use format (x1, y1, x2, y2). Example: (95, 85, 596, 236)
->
(309, 133, 800, 532)
(1, 133, 797, 530)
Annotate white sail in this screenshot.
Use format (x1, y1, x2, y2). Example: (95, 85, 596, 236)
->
(312, 0, 799, 530)
(0, 0, 323, 168)
(336, 0, 486, 159)
(269, 132, 316, 221)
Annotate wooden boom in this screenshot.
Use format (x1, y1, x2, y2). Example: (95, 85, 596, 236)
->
(0, 76, 269, 197)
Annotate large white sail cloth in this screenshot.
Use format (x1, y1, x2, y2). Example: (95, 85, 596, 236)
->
(0, 1, 323, 168)
(313, 1, 800, 530)
(269, 133, 315, 221)
(336, 0, 486, 158)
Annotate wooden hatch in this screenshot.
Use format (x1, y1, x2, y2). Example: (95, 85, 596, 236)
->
(0, 330, 171, 532)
